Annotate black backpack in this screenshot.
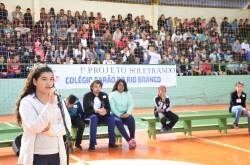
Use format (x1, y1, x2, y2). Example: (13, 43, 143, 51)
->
(12, 134, 22, 156)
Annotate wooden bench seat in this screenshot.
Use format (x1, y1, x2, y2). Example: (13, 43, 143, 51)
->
(68, 119, 122, 145)
(0, 120, 122, 148)
(141, 111, 248, 140)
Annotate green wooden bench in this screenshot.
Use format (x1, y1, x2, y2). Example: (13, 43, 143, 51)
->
(141, 111, 248, 140)
(0, 127, 22, 134)
(0, 140, 15, 148)
(0, 124, 23, 147)
(0, 121, 122, 148)
(71, 119, 122, 145)
(0, 133, 22, 148)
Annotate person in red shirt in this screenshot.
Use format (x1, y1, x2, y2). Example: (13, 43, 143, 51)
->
(201, 59, 212, 75)
(7, 54, 22, 78)
(116, 36, 128, 50)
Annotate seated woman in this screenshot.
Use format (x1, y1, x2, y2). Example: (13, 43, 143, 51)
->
(229, 81, 250, 134)
(109, 79, 136, 149)
(154, 85, 179, 132)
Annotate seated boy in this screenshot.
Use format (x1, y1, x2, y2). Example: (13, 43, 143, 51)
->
(66, 94, 85, 150)
(153, 85, 179, 132)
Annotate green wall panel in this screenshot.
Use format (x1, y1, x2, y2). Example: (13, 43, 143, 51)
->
(0, 75, 249, 115)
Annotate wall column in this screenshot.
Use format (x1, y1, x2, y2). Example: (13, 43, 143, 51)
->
(152, 0, 160, 30)
(32, 0, 40, 22)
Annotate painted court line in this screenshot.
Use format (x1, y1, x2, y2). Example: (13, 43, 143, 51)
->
(4, 122, 15, 128)
(70, 154, 89, 164)
(193, 136, 250, 153)
(70, 159, 202, 165)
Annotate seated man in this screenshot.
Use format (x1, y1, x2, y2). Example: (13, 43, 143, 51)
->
(154, 85, 179, 132)
(66, 94, 85, 150)
(229, 81, 250, 134)
(83, 80, 118, 151)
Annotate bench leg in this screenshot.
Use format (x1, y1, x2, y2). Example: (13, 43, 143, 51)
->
(147, 130, 152, 139)
(148, 121, 156, 140)
(115, 127, 122, 144)
(71, 127, 77, 146)
(116, 136, 122, 144)
(183, 120, 192, 136)
(218, 118, 227, 134)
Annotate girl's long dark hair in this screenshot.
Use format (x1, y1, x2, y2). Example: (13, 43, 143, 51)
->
(112, 79, 128, 92)
(16, 64, 53, 126)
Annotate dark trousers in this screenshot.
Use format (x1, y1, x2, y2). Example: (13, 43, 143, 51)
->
(158, 111, 179, 129)
(113, 114, 135, 142)
(71, 116, 84, 146)
(88, 114, 116, 146)
(33, 153, 59, 165)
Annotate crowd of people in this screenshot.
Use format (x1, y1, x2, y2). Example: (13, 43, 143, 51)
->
(0, 3, 250, 78)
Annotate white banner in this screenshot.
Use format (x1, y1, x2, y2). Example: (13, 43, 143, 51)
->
(49, 64, 176, 89)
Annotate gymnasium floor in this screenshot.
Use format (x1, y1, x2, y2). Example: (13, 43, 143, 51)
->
(0, 104, 249, 165)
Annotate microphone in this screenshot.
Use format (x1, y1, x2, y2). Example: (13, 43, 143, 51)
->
(50, 86, 61, 97)
(54, 90, 61, 97)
